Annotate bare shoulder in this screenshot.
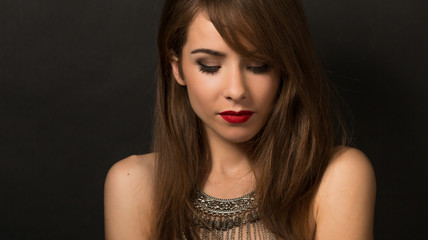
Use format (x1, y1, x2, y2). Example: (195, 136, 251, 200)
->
(105, 153, 156, 203)
(104, 153, 156, 240)
(319, 147, 375, 190)
(313, 147, 376, 240)
(105, 153, 156, 185)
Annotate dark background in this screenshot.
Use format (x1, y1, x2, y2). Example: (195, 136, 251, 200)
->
(0, 0, 426, 239)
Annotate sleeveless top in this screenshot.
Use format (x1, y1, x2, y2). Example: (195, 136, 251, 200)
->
(185, 190, 277, 240)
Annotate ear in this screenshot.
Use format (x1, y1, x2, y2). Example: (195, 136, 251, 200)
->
(171, 56, 186, 86)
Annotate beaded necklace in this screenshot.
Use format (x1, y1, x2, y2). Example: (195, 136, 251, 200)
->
(190, 190, 277, 240)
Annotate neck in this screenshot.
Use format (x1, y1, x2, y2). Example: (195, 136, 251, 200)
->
(208, 132, 251, 176)
(203, 129, 255, 198)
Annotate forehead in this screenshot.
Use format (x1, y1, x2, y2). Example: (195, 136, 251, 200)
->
(184, 11, 228, 51)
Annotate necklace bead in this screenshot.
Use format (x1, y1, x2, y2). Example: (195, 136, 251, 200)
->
(189, 191, 276, 240)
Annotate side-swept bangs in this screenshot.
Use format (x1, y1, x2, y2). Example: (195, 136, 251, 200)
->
(203, 0, 282, 69)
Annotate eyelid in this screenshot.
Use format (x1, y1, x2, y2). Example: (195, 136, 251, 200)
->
(197, 61, 220, 67)
(247, 63, 270, 73)
(196, 59, 270, 74)
(197, 61, 221, 74)
(248, 63, 267, 67)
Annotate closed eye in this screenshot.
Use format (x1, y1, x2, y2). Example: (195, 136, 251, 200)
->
(247, 64, 270, 74)
(197, 61, 221, 74)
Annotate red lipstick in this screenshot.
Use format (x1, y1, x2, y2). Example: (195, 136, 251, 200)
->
(219, 111, 253, 123)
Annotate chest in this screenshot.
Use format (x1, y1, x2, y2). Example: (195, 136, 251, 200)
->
(187, 191, 277, 240)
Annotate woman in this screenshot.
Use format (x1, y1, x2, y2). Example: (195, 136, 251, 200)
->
(104, 0, 376, 239)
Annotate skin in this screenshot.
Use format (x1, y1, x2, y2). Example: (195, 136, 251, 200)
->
(171, 12, 280, 198)
(104, 11, 376, 240)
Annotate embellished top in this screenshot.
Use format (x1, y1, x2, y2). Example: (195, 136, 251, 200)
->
(189, 190, 277, 240)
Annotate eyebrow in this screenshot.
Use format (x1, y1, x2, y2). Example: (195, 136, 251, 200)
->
(190, 48, 226, 57)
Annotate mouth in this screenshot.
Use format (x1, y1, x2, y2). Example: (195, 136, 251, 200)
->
(219, 110, 254, 123)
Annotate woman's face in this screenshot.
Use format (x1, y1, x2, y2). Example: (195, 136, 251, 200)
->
(171, 12, 280, 144)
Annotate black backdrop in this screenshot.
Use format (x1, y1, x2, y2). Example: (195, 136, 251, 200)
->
(1, 0, 427, 239)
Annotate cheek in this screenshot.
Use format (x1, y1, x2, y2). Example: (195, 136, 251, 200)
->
(185, 81, 217, 115)
(187, 85, 204, 109)
(250, 78, 280, 106)
(183, 69, 220, 113)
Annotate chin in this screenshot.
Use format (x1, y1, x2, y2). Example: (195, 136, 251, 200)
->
(204, 122, 262, 144)
(226, 136, 253, 143)
(221, 130, 259, 143)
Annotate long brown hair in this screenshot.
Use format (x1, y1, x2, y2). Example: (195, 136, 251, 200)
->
(152, 0, 348, 239)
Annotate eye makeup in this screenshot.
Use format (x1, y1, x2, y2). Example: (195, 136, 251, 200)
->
(247, 63, 270, 74)
(196, 59, 271, 75)
(197, 61, 221, 74)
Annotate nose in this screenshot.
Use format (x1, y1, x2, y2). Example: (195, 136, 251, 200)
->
(224, 67, 246, 101)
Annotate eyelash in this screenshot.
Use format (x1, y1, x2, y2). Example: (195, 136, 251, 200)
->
(198, 62, 221, 74)
(197, 61, 270, 75)
(247, 64, 270, 74)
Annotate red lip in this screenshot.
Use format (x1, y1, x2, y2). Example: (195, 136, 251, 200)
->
(219, 111, 253, 123)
